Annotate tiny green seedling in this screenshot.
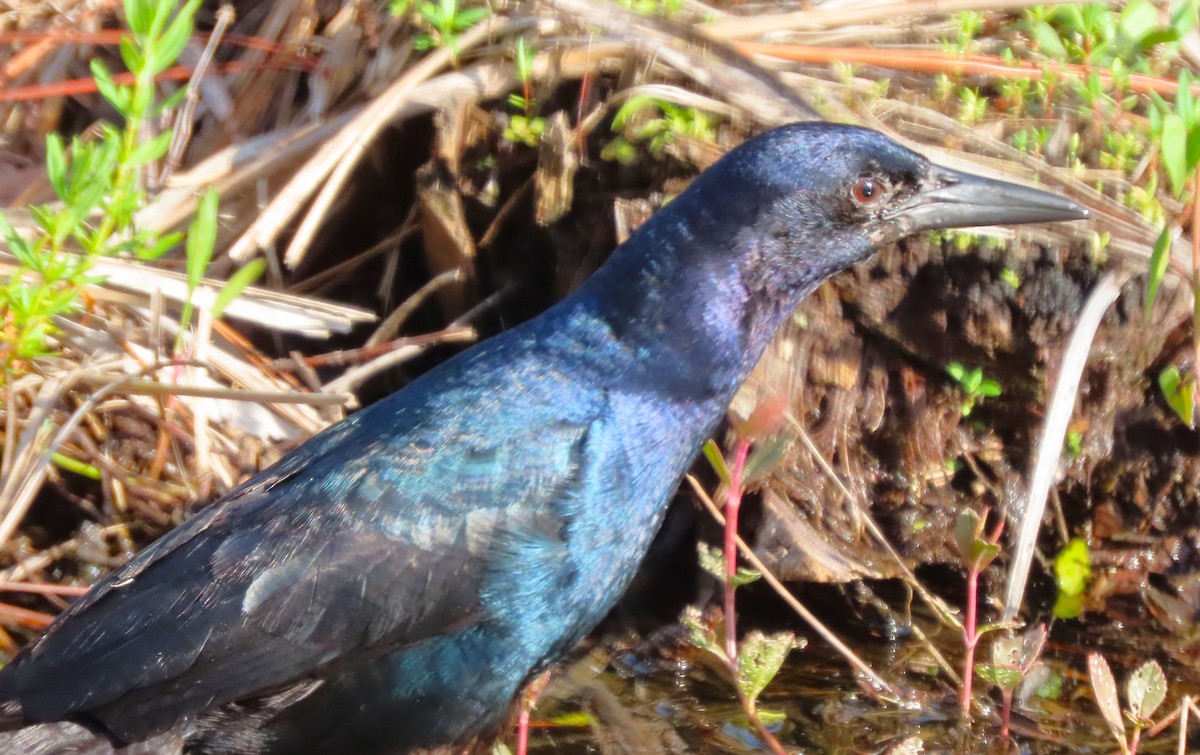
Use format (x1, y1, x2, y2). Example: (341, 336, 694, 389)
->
(408, 0, 489, 54)
(946, 362, 1002, 417)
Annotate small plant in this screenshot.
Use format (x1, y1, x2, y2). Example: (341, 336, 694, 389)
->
(617, 0, 684, 17)
(953, 509, 1003, 716)
(175, 189, 264, 357)
(408, 0, 489, 54)
(1089, 654, 1168, 755)
(685, 395, 795, 755)
(976, 624, 1048, 736)
(957, 87, 989, 126)
(602, 96, 718, 163)
(946, 362, 1002, 417)
(1099, 129, 1144, 173)
(502, 38, 545, 148)
(0, 0, 204, 382)
(999, 267, 1021, 289)
(952, 11, 985, 55)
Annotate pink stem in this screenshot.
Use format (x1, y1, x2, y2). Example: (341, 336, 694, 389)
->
(516, 671, 551, 755)
(724, 439, 752, 662)
(961, 565, 979, 715)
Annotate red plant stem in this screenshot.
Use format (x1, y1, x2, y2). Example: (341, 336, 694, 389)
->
(723, 438, 752, 663)
(0, 59, 312, 102)
(516, 671, 551, 755)
(999, 690, 1013, 738)
(960, 565, 980, 716)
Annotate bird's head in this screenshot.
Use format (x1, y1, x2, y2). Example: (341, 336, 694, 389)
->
(675, 122, 1088, 296)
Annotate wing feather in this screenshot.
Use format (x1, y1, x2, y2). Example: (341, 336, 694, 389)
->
(1, 370, 601, 743)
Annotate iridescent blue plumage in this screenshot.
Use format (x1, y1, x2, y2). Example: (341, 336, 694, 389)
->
(0, 124, 1086, 753)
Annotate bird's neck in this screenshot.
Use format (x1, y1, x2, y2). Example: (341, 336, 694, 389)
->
(574, 215, 808, 401)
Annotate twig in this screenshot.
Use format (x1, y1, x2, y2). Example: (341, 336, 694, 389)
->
(790, 417, 962, 641)
(0, 581, 89, 597)
(160, 4, 235, 185)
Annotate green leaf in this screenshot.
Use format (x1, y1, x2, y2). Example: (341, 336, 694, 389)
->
(137, 231, 184, 260)
(128, 130, 173, 167)
(977, 378, 1002, 398)
(1179, 69, 1195, 128)
(1118, 0, 1159, 46)
(977, 663, 1023, 692)
(1145, 225, 1172, 318)
(124, 0, 154, 37)
(212, 258, 265, 319)
(702, 439, 730, 485)
(119, 36, 145, 75)
(52, 452, 101, 479)
(90, 59, 131, 116)
(153, 0, 202, 76)
(154, 85, 189, 116)
(148, 0, 176, 39)
(954, 509, 984, 560)
(453, 6, 489, 29)
(1029, 20, 1068, 59)
(681, 605, 726, 662)
(1126, 660, 1167, 722)
(695, 543, 758, 587)
(737, 631, 798, 706)
(545, 712, 596, 728)
(754, 708, 787, 726)
(1161, 112, 1188, 196)
(1158, 365, 1195, 426)
(186, 189, 220, 288)
(612, 95, 658, 131)
(45, 133, 67, 199)
(0, 211, 34, 267)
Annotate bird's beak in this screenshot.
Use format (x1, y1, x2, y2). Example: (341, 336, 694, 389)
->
(888, 164, 1089, 236)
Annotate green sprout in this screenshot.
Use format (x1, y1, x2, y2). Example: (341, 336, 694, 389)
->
(947, 363, 1002, 417)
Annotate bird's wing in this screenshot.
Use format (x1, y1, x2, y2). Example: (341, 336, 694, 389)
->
(2, 380, 601, 741)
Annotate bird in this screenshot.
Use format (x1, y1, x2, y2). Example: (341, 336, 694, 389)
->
(0, 123, 1087, 754)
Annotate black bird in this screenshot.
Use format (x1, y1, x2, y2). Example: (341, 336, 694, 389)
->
(0, 123, 1086, 754)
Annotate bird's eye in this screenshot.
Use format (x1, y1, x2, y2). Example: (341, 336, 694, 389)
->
(852, 177, 885, 205)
